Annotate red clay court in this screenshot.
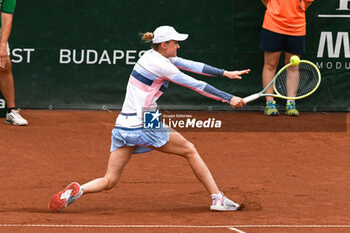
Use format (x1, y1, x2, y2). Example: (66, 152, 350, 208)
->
(0, 110, 349, 233)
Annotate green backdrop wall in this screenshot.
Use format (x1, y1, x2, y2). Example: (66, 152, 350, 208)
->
(1, 0, 349, 112)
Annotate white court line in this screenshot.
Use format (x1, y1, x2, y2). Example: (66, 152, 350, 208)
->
(1, 224, 350, 228)
(229, 227, 246, 233)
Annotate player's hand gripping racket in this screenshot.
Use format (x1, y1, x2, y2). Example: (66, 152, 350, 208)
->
(243, 60, 321, 103)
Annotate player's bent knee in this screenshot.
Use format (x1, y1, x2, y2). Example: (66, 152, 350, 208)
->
(103, 176, 118, 190)
(182, 142, 198, 158)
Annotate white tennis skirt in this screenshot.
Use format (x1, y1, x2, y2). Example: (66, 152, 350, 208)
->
(110, 126, 170, 154)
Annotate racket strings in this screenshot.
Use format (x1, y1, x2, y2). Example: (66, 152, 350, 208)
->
(274, 63, 319, 98)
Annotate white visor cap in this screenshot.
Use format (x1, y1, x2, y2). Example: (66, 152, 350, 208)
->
(152, 26, 188, 44)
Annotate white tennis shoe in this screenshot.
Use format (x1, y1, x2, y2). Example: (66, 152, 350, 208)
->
(210, 193, 241, 211)
(5, 109, 28, 126)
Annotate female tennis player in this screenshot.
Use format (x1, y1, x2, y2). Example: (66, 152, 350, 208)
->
(48, 26, 250, 212)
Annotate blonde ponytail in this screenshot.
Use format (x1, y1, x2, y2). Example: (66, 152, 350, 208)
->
(141, 32, 161, 50)
(142, 32, 154, 42)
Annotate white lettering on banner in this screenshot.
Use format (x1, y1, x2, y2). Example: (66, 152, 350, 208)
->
(99, 50, 111, 64)
(86, 50, 98, 64)
(113, 50, 124, 64)
(317, 32, 350, 58)
(316, 3, 350, 72)
(316, 61, 350, 70)
(60, 49, 71, 64)
(319, 0, 350, 17)
(337, 0, 350, 10)
(0, 99, 5, 108)
(59, 49, 145, 65)
(11, 48, 35, 63)
(126, 50, 137, 65)
(73, 50, 84, 64)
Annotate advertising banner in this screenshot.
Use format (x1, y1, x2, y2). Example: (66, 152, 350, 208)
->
(4, 0, 349, 111)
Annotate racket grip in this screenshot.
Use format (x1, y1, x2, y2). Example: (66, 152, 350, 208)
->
(243, 94, 260, 103)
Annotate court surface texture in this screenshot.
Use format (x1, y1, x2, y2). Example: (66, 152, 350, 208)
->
(1, 110, 349, 233)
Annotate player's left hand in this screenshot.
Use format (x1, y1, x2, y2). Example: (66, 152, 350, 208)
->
(223, 69, 250, 79)
(230, 96, 247, 109)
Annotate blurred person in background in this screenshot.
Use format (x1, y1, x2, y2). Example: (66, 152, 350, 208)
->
(0, 0, 27, 125)
(259, 0, 314, 116)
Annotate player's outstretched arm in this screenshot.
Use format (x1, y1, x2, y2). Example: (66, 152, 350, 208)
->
(223, 69, 251, 80)
(171, 57, 250, 80)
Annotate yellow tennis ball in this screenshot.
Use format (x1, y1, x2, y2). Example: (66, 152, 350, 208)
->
(290, 55, 300, 65)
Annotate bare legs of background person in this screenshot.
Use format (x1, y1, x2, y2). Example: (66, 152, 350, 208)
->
(0, 57, 28, 125)
(0, 57, 15, 108)
(262, 51, 281, 115)
(284, 51, 300, 99)
(262, 51, 281, 102)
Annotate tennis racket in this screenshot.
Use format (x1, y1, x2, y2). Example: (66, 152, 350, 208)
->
(243, 60, 321, 103)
